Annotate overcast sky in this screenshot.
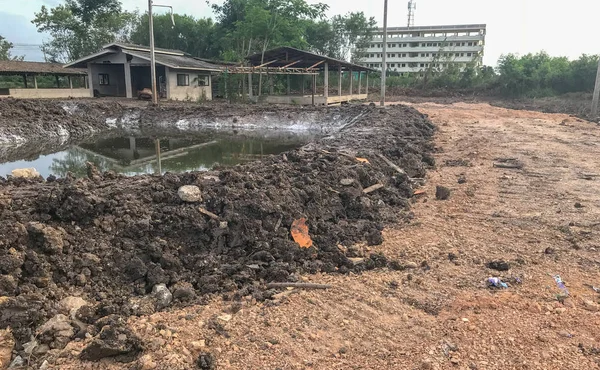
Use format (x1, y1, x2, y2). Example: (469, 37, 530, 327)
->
(1, 0, 598, 65)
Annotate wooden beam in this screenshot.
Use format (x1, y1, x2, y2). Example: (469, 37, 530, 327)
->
(255, 59, 278, 68)
(281, 59, 302, 69)
(307, 60, 325, 70)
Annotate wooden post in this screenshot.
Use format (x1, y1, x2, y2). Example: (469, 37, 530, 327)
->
(349, 69, 353, 101)
(33, 75, 38, 89)
(592, 59, 600, 117)
(287, 75, 291, 95)
(338, 66, 342, 99)
(312, 74, 316, 106)
(242, 72, 246, 101)
(358, 71, 362, 95)
(23, 74, 28, 88)
(269, 74, 274, 95)
(258, 72, 262, 96)
(324, 62, 329, 98)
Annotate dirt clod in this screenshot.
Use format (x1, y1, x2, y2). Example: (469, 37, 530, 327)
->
(178, 185, 202, 202)
(79, 324, 142, 363)
(196, 352, 216, 370)
(486, 260, 511, 271)
(435, 185, 451, 200)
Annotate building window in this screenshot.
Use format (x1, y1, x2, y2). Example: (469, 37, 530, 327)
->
(401, 63, 406, 67)
(402, 53, 407, 57)
(390, 63, 395, 67)
(420, 63, 425, 67)
(467, 53, 472, 57)
(98, 73, 109, 85)
(177, 74, 190, 86)
(196, 75, 209, 86)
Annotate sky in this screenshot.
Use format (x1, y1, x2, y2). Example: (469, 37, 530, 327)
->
(0, 0, 598, 65)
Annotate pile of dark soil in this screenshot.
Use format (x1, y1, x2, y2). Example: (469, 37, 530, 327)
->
(0, 104, 435, 363)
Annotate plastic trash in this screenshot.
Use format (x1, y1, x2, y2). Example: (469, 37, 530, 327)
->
(487, 277, 508, 288)
(553, 275, 569, 295)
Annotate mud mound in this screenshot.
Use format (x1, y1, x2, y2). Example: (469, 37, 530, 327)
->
(0, 104, 434, 364)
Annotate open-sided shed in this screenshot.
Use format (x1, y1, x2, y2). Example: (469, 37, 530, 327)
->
(227, 47, 375, 105)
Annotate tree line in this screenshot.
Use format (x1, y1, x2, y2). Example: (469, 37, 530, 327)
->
(1, 0, 598, 98)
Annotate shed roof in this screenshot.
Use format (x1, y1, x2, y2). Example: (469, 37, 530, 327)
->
(0, 61, 87, 76)
(63, 43, 221, 71)
(246, 47, 375, 72)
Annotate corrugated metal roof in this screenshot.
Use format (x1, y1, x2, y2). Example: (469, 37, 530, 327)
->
(246, 47, 375, 72)
(0, 61, 87, 75)
(125, 50, 222, 71)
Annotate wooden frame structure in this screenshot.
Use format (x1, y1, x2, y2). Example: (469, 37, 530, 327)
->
(224, 47, 375, 105)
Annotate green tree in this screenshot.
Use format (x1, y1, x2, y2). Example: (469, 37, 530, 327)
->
(0, 35, 24, 61)
(130, 14, 219, 58)
(32, 0, 136, 62)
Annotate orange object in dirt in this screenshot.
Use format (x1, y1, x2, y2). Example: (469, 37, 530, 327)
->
(413, 189, 426, 195)
(291, 218, 313, 248)
(356, 157, 370, 164)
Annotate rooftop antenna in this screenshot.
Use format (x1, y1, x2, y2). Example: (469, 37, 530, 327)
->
(407, 0, 416, 28)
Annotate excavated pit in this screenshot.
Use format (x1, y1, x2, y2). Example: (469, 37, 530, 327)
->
(0, 99, 435, 364)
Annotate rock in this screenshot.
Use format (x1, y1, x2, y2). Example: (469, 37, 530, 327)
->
(37, 314, 74, 349)
(38, 360, 49, 370)
(178, 185, 202, 202)
(190, 340, 206, 350)
(457, 175, 467, 184)
(60, 296, 89, 318)
(583, 300, 599, 312)
(340, 178, 354, 186)
(172, 282, 196, 302)
(574, 202, 583, 208)
(404, 261, 419, 269)
(486, 260, 510, 271)
(0, 275, 17, 296)
(0, 328, 14, 369)
(435, 185, 451, 200)
(22, 339, 38, 355)
(139, 354, 157, 370)
(11, 168, 40, 179)
(544, 247, 555, 255)
(26, 222, 64, 254)
(554, 307, 567, 314)
(79, 325, 142, 362)
(218, 314, 232, 322)
(197, 352, 216, 370)
(8, 356, 23, 368)
(33, 344, 50, 356)
(128, 296, 156, 316)
(558, 330, 572, 338)
(348, 257, 365, 266)
(151, 284, 173, 309)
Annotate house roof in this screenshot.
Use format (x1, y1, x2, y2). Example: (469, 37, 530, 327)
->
(0, 60, 87, 76)
(246, 47, 375, 72)
(63, 43, 221, 71)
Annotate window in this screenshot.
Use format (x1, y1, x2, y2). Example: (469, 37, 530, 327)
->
(197, 75, 209, 86)
(401, 53, 407, 57)
(390, 63, 395, 67)
(98, 73, 109, 85)
(177, 74, 190, 86)
(420, 63, 425, 67)
(467, 53, 472, 57)
(401, 63, 406, 67)
(461, 53, 465, 57)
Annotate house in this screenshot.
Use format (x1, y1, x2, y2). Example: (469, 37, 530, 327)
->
(64, 43, 222, 101)
(0, 61, 90, 99)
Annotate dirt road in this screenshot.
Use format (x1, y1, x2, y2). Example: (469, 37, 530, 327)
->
(32, 102, 600, 369)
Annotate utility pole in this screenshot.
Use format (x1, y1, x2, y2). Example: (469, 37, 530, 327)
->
(148, 1, 174, 106)
(592, 58, 600, 117)
(380, 0, 388, 106)
(148, 0, 157, 105)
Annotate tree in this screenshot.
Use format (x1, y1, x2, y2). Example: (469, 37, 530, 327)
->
(0, 35, 24, 61)
(130, 14, 219, 59)
(32, 0, 136, 62)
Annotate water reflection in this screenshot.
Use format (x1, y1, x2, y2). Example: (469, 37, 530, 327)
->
(0, 130, 312, 178)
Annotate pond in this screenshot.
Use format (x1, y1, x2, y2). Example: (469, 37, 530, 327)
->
(0, 129, 314, 178)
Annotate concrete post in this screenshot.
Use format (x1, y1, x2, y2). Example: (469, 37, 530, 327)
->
(248, 73, 253, 99)
(592, 59, 600, 117)
(87, 63, 94, 97)
(358, 71, 362, 95)
(69, 76, 73, 90)
(164, 66, 170, 99)
(124, 62, 132, 98)
(338, 66, 342, 99)
(324, 62, 329, 98)
(33, 75, 38, 89)
(312, 74, 315, 106)
(366, 73, 369, 97)
(129, 137, 136, 151)
(287, 75, 291, 96)
(349, 69, 353, 100)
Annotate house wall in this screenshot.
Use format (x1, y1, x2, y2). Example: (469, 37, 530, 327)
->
(5, 88, 91, 99)
(166, 68, 212, 101)
(90, 64, 126, 97)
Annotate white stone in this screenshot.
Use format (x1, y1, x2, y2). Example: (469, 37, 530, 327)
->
(177, 185, 202, 202)
(11, 168, 40, 178)
(151, 284, 173, 309)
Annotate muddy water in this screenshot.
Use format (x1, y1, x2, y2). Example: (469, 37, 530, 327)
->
(0, 129, 314, 178)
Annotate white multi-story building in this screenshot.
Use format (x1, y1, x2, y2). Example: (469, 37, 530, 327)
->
(360, 24, 486, 76)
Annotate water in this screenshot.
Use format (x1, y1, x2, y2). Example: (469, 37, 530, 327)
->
(0, 129, 313, 178)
